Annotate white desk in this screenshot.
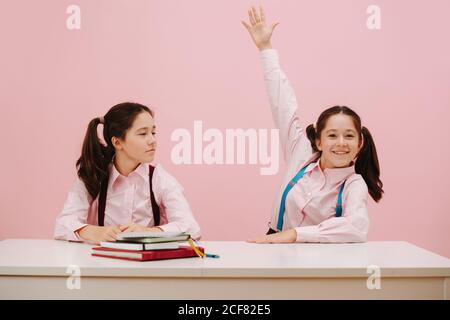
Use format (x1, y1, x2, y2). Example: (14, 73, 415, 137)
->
(0, 239, 449, 299)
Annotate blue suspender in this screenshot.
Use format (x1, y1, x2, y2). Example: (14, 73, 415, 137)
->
(277, 166, 309, 230)
(335, 180, 346, 218)
(276, 164, 346, 231)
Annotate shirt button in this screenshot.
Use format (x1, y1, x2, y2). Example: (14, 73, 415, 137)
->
(307, 192, 312, 196)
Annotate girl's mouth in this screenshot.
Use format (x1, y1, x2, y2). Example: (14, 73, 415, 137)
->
(332, 151, 349, 155)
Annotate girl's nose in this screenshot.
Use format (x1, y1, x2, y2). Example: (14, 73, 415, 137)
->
(338, 136, 346, 145)
(148, 135, 156, 145)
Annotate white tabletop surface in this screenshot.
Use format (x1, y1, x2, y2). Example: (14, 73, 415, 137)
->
(0, 239, 449, 278)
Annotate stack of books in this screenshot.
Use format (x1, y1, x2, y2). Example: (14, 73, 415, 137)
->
(91, 231, 204, 261)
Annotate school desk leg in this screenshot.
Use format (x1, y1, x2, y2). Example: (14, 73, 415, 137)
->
(444, 278, 450, 300)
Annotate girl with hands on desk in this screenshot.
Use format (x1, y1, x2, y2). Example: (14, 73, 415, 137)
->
(54, 103, 201, 244)
(242, 6, 383, 244)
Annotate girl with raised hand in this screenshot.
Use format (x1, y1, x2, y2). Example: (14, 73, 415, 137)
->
(242, 6, 383, 243)
(54, 102, 201, 244)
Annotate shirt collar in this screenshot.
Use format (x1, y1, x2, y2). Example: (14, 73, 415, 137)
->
(135, 162, 150, 180)
(109, 162, 121, 188)
(108, 161, 149, 189)
(307, 156, 356, 182)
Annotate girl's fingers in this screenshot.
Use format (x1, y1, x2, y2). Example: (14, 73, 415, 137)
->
(109, 229, 118, 237)
(252, 6, 260, 23)
(260, 5, 266, 22)
(248, 9, 256, 25)
(251, 236, 270, 244)
(104, 232, 117, 241)
(241, 20, 251, 31)
(112, 226, 122, 234)
(247, 232, 290, 244)
(105, 235, 116, 242)
(261, 236, 275, 244)
(271, 22, 279, 34)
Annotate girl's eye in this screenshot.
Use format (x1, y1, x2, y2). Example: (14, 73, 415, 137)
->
(152, 132, 157, 135)
(346, 135, 354, 138)
(328, 134, 336, 138)
(139, 133, 146, 136)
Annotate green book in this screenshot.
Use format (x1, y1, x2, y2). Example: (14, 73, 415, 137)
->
(116, 231, 190, 244)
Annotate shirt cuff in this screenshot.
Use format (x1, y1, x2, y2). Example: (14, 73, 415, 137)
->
(72, 223, 88, 242)
(259, 48, 278, 56)
(295, 225, 320, 243)
(260, 49, 279, 72)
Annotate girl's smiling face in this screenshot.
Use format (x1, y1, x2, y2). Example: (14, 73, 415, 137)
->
(316, 113, 363, 169)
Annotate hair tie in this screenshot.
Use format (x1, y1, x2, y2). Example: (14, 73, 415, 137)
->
(99, 116, 105, 124)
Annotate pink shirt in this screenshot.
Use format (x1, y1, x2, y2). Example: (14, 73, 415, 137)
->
(54, 163, 201, 241)
(261, 49, 369, 243)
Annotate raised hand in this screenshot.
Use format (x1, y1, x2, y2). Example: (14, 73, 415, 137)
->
(241, 5, 279, 50)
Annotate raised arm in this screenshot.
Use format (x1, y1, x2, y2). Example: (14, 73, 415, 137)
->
(242, 6, 313, 165)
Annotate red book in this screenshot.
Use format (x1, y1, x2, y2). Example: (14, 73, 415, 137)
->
(91, 246, 204, 262)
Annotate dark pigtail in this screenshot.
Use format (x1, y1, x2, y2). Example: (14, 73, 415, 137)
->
(305, 124, 319, 152)
(76, 118, 114, 199)
(355, 126, 384, 202)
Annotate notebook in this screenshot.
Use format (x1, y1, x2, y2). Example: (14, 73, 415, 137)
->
(116, 231, 187, 240)
(116, 235, 190, 244)
(100, 241, 180, 251)
(91, 246, 204, 262)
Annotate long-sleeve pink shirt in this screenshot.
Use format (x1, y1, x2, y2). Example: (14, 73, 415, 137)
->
(261, 49, 369, 243)
(54, 163, 201, 241)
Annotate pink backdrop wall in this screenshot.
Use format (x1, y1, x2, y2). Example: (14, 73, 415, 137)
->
(1, 0, 449, 257)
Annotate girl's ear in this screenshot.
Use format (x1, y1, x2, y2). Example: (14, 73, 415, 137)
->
(358, 134, 364, 152)
(111, 136, 122, 151)
(315, 138, 322, 151)
(355, 134, 364, 159)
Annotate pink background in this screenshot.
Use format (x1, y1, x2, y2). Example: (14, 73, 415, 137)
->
(1, 1, 449, 257)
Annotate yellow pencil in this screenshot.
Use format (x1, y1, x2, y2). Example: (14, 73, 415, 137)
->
(188, 238, 205, 258)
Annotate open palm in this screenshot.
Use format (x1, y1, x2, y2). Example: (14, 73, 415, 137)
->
(242, 6, 279, 50)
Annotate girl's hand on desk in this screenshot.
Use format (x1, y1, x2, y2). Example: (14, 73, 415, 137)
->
(119, 223, 163, 233)
(78, 225, 124, 244)
(247, 229, 297, 244)
(146, 226, 164, 232)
